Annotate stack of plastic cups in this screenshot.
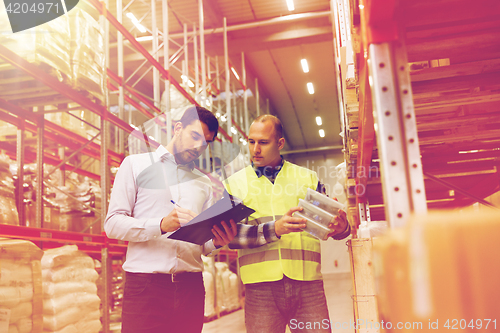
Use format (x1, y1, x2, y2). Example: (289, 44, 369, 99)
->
(294, 188, 345, 240)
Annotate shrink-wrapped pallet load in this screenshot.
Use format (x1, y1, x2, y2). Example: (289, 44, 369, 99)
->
(0, 238, 43, 333)
(0, 153, 18, 226)
(41, 245, 101, 333)
(68, 1, 105, 104)
(0, 12, 72, 83)
(201, 256, 216, 318)
(214, 262, 240, 313)
(0, 0, 105, 104)
(373, 209, 500, 330)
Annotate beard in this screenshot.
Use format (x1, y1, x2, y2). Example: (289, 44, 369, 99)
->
(174, 148, 200, 165)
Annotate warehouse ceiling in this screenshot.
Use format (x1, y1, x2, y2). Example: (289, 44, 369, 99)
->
(108, 0, 342, 151)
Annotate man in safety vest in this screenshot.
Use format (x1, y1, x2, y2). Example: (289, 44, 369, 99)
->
(217, 114, 350, 333)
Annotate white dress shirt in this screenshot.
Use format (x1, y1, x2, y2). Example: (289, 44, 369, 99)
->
(105, 145, 217, 274)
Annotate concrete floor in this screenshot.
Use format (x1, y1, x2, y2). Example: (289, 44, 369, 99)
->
(202, 272, 354, 333)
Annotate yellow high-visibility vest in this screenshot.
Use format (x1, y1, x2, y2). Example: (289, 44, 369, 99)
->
(224, 161, 322, 284)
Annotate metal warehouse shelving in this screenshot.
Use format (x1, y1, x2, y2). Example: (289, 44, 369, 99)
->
(336, 0, 500, 330)
(0, 0, 259, 330)
(342, 0, 500, 228)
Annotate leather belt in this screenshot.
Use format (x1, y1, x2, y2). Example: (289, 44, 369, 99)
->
(127, 271, 202, 283)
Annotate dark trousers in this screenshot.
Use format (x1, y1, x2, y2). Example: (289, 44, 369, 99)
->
(121, 271, 205, 333)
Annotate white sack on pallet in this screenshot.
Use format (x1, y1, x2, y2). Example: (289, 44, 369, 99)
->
(43, 281, 97, 298)
(0, 285, 34, 308)
(0, 261, 32, 285)
(42, 255, 94, 271)
(42, 267, 98, 283)
(15, 317, 32, 333)
(43, 309, 101, 333)
(40, 245, 79, 268)
(42, 325, 78, 333)
(43, 307, 81, 331)
(43, 292, 100, 315)
(41, 245, 101, 333)
(9, 302, 32, 324)
(73, 310, 101, 331)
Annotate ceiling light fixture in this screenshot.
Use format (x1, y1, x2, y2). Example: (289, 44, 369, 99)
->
(286, 0, 295, 11)
(126, 13, 147, 33)
(316, 116, 322, 126)
(136, 36, 153, 42)
(319, 129, 325, 138)
(307, 82, 314, 94)
(301, 59, 309, 73)
(231, 67, 240, 80)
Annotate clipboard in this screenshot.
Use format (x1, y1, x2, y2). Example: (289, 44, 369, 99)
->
(168, 192, 255, 245)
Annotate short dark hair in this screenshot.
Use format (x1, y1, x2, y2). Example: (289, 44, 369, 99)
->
(179, 106, 219, 140)
(253, 114, 283, 140)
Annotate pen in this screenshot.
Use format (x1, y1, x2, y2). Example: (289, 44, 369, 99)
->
(170, 200, 181, 207)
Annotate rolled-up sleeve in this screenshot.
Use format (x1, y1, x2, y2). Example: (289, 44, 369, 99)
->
(104, 157, 163, 242)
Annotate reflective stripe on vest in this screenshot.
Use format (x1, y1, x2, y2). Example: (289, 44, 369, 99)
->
(238, 248, 321, 267)
(280, 248, 321, 264)
(239, 249, 279, 267)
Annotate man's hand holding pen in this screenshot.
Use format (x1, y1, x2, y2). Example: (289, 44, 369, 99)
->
(161, 205, 198, 233)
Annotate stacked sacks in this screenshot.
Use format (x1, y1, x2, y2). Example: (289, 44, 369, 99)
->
(0, 153, 18, 225)
(41, 245, 101, 333)
(0, 238, 43, 333)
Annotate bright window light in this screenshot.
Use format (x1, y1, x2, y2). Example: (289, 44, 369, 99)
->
(307, 82, 314, 94)
(301, 59, 309, 73)
(231, 127, 237, 134)
(286, 0, 295, 11)
(136, 36, 153, 42)
(126, 13, 147, 33)
(319, 129, 325, 138)
(216, 112, 221, 117)
(316, 116, 322, 126)
(231, 67, 240, 80)
(187, 80, 195, 88)
(221, 115, 227, 122)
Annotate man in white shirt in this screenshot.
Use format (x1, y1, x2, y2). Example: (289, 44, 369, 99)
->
(105, 106, 237, 333)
